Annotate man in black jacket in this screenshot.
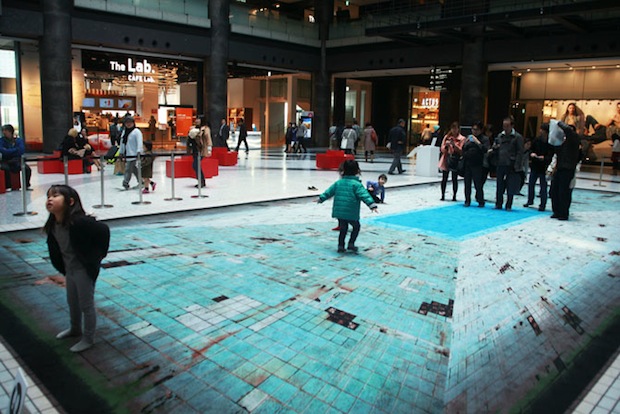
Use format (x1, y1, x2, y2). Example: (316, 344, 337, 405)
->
(387, 119, 407, 175)
(549, 122, 581, 220)
(524, 123, 553, 211)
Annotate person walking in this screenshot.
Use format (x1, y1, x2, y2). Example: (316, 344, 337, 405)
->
(119, 116, 143, 190)
(234, 118, 249, 153)
(317, 160, 378, 253)
(296, 119, 308, 153)
(387, 119, 407, 175)
(340, 124, 356, 155)
(363, 122, 378, 162)
(44, 184, 110, 353)
(217, 118, 230, 150)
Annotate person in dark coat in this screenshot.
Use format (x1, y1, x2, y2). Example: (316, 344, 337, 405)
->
(549, 122, 581, 220)
(493, 116, 524, 210)
(524, 123, 553, 211)
(462, 121, 490, 207)
(388, 119, 407, 175)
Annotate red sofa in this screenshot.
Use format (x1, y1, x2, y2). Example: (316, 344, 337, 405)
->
(166, 155, 219, 179)
(316, 150, 355, 169)
(210, 147, 238, 166)
(37, 151, 89, 174)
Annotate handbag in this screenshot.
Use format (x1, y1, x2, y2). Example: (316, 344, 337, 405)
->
(448, 153, 461, 172)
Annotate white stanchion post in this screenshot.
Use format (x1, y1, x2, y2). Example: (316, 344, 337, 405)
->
(191, 154, 208, 199)
(93, 154, 113, 208)
(165, 153, 182, 201)
(594, 157, 606, 188)
(63, 155, 69, 186)
(132, 153, 151, 205)
(13, 155, 37, 216)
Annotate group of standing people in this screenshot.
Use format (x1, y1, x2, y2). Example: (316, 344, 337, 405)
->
(284, 119, 309, 153)
(435, 115, 580, 220)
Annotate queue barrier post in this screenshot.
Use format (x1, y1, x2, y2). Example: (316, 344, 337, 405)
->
(131, 153, 151, 205)
(191, 155, 208, 199)
(93, 154, 113, 209)
(164, 153, 182, 201)
(63, 155, 69, 186)
(13, 155, 37, 217)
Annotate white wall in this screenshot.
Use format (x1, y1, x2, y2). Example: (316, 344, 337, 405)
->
(519, 68, 620, 100)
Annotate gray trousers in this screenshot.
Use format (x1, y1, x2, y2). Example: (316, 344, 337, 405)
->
(122, 159, 139, 188)
(66, 270, 96, 342)
(388, 150, 403, 174)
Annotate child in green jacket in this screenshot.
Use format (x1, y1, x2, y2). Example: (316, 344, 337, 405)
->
(318, 160, 378, 252)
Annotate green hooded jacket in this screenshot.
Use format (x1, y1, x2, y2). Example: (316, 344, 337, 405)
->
(319, 175, 377, 221)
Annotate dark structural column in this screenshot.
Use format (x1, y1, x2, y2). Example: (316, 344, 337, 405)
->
(333, 77, 346, 130)
(40, 0, 73, 153)
(312, 0, 333, 147)
(207, 0, 229, 141)
(459, 24, 487, 127)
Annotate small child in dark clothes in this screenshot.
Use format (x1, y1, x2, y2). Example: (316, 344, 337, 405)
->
(366, 174, 388, 203)
(44, 185, 110, 352)
(141, 141, 156, 193)
(318, 160, 378, 253)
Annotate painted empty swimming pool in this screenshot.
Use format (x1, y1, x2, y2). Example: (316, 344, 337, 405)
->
(370, 204, 544, 240)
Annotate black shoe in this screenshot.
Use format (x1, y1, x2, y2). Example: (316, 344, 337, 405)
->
(441, 196, 445, 201)
(464, 202, 470, 207)
(347, 245, 358, 253)
(550, 214, 558, 219)
(400, 170, 407, 174)
(478, 203, 485, 208)
(194, 183, 206, 188)
(523, 203, 532, 207)
(337, 246, 346, 253)
(452, 195, 457, 202)
(538, 206, 545, 211)
(494, 205, 502, 210)
(557, 216, 568, 221)
(388, 172, 395, 175)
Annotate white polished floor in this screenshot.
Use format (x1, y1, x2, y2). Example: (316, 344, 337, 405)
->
(0, 148, 618, 233)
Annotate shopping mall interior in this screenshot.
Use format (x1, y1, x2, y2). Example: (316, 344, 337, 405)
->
(0, 1, 619, 413)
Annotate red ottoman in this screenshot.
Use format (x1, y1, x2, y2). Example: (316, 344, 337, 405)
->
(211, 147, 238, 166)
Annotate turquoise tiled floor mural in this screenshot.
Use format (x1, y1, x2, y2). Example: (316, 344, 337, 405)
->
(0, 188, 618, 413)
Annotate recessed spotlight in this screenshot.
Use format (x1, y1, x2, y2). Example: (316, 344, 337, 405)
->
(591, 65, 596, 69)
(547, 68, 551, 71)
(569, 67, 573, 70)
(526, 68, 531, 72)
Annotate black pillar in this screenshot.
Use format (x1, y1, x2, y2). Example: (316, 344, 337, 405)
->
(40, 0, 73, 153)
(333, 77, 346, 128)
(459, 26, 486, 126)
(207, 0, 229, 138)
(312, 0, 333, 147)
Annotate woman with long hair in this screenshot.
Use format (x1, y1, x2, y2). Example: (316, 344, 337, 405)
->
(438, 121, 465, 201)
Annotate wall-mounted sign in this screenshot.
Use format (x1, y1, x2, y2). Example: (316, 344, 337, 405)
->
(429, 66, 453, 91)
(109, 58, 156, 83)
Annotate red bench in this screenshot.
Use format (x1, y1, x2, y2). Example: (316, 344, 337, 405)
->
(210, 147, 238, 166)
(0, 170, 21, 192)
(166, 155, 219, 179)
(37, 151, 88, 174)
(316, 150, 355, 169)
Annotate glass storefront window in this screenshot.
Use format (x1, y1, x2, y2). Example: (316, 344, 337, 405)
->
(0, 46, 20, 133)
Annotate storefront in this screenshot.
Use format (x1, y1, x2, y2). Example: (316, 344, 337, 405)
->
(511, 64, 620, 139)
(76, 49, 201, 149)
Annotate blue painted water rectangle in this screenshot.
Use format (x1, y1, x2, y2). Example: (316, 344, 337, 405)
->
(370, 204, 544, 240)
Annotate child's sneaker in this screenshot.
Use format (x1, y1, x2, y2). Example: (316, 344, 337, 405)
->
(151, 182, 157, 191)
(142, 188, 149, 194)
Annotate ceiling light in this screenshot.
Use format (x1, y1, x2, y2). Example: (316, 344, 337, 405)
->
(547, 68, 551, 71)
(526, 68, 531, 72)
(591, 66, 596, 69)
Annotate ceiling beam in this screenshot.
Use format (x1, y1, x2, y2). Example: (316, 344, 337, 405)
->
(552, 16, 590, 33)
(366, 0, 620, 38)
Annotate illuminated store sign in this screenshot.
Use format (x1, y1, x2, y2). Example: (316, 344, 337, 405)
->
(109, 58, 156, 82)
